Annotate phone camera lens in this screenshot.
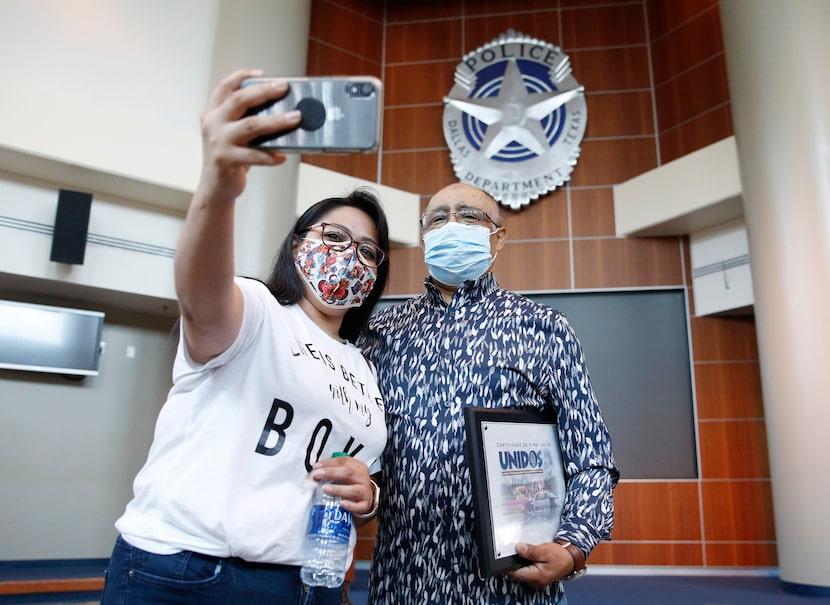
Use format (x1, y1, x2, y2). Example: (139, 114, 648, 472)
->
(347, 82, 374, 97)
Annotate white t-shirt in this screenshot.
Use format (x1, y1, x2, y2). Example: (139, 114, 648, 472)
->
(116, 277, 387, 565)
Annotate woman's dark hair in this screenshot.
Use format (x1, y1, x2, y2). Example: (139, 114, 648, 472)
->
(264, 187, 390, 343)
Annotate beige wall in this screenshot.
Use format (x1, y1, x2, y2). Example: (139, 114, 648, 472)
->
(0, 305, 176, 559)
(0, 0, 311, 560)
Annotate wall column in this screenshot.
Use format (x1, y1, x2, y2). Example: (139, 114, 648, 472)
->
(720, 0, 830, 594)
(209, 0, 312, 278)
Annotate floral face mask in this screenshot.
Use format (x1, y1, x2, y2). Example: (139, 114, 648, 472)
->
(294, 238, 377, 309)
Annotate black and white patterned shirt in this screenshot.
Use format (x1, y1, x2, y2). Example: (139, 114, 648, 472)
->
(359, 273, 619, 604)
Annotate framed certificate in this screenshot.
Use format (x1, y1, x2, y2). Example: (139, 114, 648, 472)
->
(463, 406, 566, 576)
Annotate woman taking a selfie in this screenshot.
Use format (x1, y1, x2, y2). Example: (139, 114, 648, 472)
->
(99, 69, 389, 605)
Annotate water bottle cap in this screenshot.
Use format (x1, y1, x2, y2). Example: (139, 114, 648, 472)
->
(332, 452, 350, 458)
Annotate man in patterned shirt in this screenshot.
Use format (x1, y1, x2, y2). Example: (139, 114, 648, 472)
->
(359, 182, 619, 604)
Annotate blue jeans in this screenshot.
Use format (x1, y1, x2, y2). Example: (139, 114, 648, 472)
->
(100, 535, 341, 605)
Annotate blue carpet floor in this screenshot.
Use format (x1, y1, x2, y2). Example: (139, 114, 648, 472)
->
(346, 569, 830, 604)
(2, 565, 828, 604)
(563, 574, 830, 604)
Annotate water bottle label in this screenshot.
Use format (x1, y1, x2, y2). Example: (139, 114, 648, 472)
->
(307, 503, 352, 543)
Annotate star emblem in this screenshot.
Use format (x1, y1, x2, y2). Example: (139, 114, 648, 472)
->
(444, 58, 584, 158)
(442, 31, 587, 208)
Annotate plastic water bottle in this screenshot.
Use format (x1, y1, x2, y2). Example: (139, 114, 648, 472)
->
(300, 452, 352, 588)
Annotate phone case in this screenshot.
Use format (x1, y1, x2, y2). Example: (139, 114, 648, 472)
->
(242, 76, 382, 153)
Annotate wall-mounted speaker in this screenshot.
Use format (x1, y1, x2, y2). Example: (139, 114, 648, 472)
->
(50, 189, 93, 265)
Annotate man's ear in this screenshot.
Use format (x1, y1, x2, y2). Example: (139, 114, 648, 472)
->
(493, 225, 507, 252)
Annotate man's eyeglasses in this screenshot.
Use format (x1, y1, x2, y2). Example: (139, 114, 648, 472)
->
(420, 206, 500, 232)
(302, 223, 387, 268)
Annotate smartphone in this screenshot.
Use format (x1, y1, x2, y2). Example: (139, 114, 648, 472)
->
(241, 76, 382, 153)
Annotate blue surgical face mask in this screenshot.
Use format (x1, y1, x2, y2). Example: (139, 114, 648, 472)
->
(423, 222, 497, 287)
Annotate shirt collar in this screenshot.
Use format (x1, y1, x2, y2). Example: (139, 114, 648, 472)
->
(423, 272, 499, 307)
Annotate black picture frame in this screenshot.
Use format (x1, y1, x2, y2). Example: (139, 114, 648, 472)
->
(463, 406, 565, 577)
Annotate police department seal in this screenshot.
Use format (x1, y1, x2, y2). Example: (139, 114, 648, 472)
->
(443, 30, 587, 209)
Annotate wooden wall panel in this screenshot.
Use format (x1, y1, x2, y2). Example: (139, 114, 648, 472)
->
(356, 517, 378, 561)
(655, 57, 731, 131)
(308, 0, 383, 59)
(383, 106, 445, 151)
(647, 0, 733, 163)
(589, 542, 704, 567)
(354, 538, 376, 561)
(466, 0, 559, 15)
(305, 0, 384, 181)
(384, 246, 428, 296)
(573, 237, 684, 289)
(706, 542, 778, 567)
(611, 482, 701, 541)
(659, 104, 733, 164)
(698, 420, 770, 479)
(305, 42, 382, 78)
(381, 150, 455, 196)
(301, 152, 380, 183)
(702, 481, 776, 541)
(385, 1, 462, 22)
(560, 0, 650, 6)
(646, 0, 719, 42)
(499, 190, 569, 240)
(384, 62, 457, 106)
(386, 20, 463, 63)
(560, 4, 647, 48)
(463, 12, 560, 53)
(691, 316, 759, 362)
(570, 47, 652, 91)
(492, 241, 572, 292)
(570, 138, 658, 187)
(695, 361, 764, 419)
(649, 3, 724, 86)
(571, 188, 616, 237)
(584, 91, 654, 139)
(321, 0, 384, 21)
